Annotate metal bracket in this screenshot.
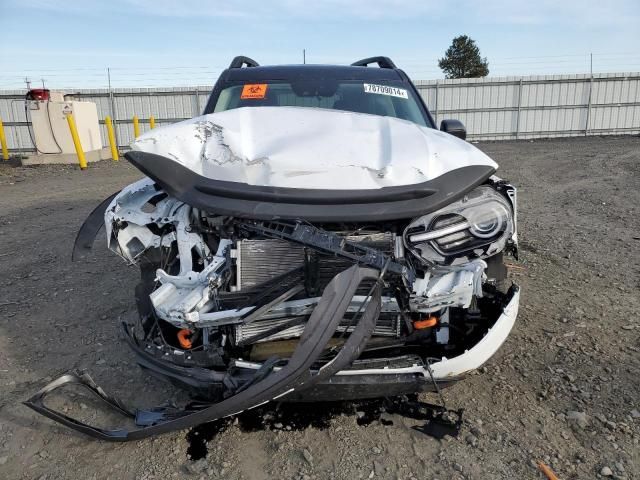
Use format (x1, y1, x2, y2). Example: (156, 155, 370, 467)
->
(240, 220, 412, 281)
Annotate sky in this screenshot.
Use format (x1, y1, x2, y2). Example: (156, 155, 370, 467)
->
(1, 0, 639, 89)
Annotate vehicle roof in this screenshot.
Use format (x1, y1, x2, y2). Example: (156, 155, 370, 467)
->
(223, 64, 406, 82)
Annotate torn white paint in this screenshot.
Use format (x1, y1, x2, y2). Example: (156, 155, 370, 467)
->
(131, 106, 497, 190)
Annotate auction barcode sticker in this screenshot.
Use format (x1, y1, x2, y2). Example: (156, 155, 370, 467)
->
(363, 83, 408, 99)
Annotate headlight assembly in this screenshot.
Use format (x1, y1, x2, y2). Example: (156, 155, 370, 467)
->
(404, 185, 515, 264)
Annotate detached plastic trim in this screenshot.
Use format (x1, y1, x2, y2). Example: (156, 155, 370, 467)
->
(24, 265, 381, 442)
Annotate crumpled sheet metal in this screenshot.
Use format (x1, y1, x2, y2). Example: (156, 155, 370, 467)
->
(131, 106, 497, 191)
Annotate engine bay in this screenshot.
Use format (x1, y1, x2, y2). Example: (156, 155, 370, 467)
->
(102, 176, 518, 401)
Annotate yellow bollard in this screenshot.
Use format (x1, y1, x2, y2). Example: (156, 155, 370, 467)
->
(65, 113, 87, 170)
(133, 115, 140, 138)
(105, 116, 119, 161)
(0, 117, 9, 161)
(149, 115, 155, 129)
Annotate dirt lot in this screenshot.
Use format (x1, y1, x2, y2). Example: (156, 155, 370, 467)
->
(0, 135, 639, 480)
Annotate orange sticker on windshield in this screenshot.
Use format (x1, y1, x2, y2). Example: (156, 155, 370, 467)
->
(241, 84, 268, 99)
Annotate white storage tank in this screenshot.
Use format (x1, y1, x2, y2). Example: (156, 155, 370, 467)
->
(25, 89, 107, 164)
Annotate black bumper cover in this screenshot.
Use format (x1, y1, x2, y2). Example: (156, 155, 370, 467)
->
(125, 151, 495, 222)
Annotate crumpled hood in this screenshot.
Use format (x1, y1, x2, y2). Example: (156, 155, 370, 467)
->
(131, 106, 497, 190)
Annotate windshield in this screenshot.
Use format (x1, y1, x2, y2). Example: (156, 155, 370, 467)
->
(212, 79, 429, 127)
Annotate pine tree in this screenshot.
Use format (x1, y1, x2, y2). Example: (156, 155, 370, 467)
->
(438, 35, 489, 79)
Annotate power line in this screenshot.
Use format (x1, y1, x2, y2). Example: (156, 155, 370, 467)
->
(2, 52, 640, 89)
(4, 52, 640, 74)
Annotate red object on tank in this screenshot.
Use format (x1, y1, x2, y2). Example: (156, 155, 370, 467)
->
(27, 89, 50, 101)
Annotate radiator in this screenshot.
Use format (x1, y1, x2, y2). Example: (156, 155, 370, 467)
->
(233, 234, 398, 344)
(235, 233, 395, 289)
(236, 239, 305, 289)
(235, 312, 401, 344)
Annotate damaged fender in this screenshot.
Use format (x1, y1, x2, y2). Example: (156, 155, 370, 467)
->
(71, 191, 120, 260)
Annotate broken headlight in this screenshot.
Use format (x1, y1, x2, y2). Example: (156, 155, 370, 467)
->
(404, 185, 514, 264)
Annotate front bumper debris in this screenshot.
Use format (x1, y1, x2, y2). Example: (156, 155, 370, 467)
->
(25, 282, 519, 441)
(24, 265, 382, 441)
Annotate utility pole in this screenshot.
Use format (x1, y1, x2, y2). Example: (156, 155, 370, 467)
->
(25, 77, 31, 90)
(303, 49, 306, 64)
(590, 53, 593, 76)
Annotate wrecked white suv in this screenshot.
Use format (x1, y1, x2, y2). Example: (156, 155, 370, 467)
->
(27, 56, 519, 441)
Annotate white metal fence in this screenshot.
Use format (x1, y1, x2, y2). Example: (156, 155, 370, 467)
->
(1, 72, 639, 152)
(415, 72, 640, 140)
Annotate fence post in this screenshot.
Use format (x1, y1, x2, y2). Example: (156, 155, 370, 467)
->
(585, 76, 593, 136)
(107, 68, 121, 150)
(515, 78, 523, 140)
(434, 81, 439, 126)
(194, 87, 201, 116)
(10, 100, 22, 153)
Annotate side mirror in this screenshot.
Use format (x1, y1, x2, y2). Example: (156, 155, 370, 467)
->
(440, 119, 467, 140)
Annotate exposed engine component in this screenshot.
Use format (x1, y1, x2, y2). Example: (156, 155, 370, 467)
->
(102, 179, 512, 334)
(410, 259, 486, 312)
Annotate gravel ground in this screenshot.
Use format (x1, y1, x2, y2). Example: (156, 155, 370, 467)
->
(0, 135, 639, 480)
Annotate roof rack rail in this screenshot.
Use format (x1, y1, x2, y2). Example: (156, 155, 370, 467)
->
(229, 56, 260, 69)
(351, 56, 397, 69)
